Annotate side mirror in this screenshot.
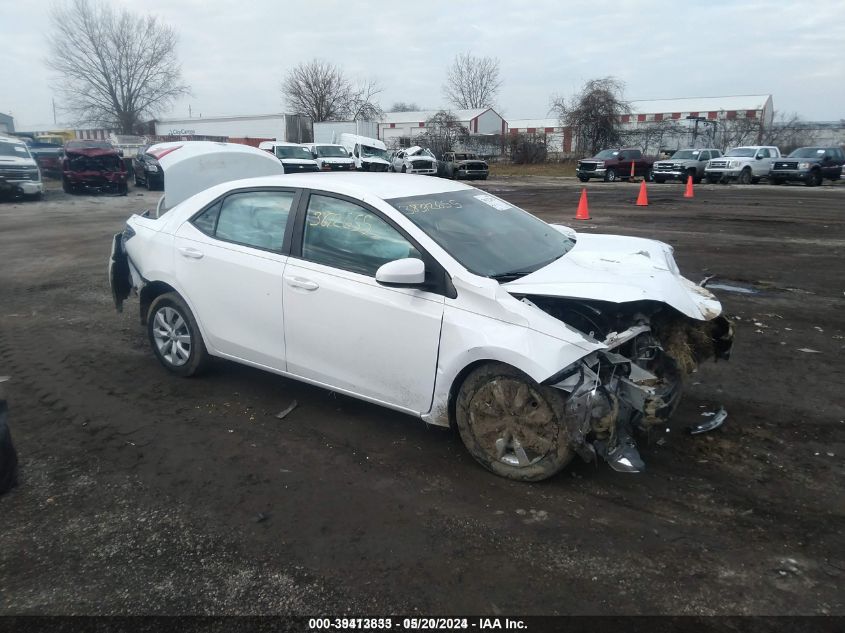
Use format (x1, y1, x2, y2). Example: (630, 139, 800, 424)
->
(311, 152, 318, 159)
(375, 258, 426, 287)
(755, 155, 763, 160)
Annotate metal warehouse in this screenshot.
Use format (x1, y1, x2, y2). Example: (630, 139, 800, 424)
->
(379, 108, 507, 148)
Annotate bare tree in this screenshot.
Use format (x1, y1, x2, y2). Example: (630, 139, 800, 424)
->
(346, 79, 384, 122)
(47, 0, 190, 134)
(621, 119, 686, 154)
(282, 60, 382, 122)
(282, 60, 350, 122)
(416, 111, 469, 158)
(390, 102, 420, 112)
(550, 77, 630, 155)
(443, 52, 502, 110)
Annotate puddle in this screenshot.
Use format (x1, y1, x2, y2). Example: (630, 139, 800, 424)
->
(707, 282, 759, 295)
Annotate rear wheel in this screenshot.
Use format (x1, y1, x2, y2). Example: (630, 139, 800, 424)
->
(737, 168, 752, 185)
(147, 292, 210, 377)
(455, 363, 575, 482)
(805, 170, 822, 187)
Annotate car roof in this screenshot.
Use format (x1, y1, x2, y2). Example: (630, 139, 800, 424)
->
(224, 172, 472, 200)
(0, 135, 26, 144)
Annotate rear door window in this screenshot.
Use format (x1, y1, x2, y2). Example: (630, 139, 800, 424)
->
(191, 191, 295, 252)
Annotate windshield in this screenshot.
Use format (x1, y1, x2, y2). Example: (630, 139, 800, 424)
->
(671, 150, 701, 160)
(788, 148, 824, 158)
(0, 141, 31, 158)
(362, 145, 388, 160)
(593, 150, 619, 159)
(274, 146, 313, 160)
(315, 145, 348, 158)
(387, 190, 575, 278)
(725, 148, 756, 157)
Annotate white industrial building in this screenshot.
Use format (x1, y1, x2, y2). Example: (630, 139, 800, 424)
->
(378, 108, 507, 148)
(507, 118, 571, 154)
(152, 113, 312, 142)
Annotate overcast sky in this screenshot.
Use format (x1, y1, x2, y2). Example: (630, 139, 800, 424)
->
(2, 0, 844, 129)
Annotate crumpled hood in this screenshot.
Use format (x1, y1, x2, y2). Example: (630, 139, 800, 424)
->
(503, 232, 722, 321)
(65, 147, 120, 158)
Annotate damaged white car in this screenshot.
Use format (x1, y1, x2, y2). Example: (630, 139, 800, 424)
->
(390, 146, 437, 175)
(110, 142, 733, 481)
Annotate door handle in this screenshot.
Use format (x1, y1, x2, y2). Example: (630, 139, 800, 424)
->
(284, 276, 319, 291)
(178, 247, 204, 259)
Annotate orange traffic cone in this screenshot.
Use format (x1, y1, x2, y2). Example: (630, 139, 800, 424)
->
(684, 175, 694, 198)
(636, 180, 649, 206)
(575, 188, 590, 220)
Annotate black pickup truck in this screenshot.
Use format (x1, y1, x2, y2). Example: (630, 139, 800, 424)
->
(770, 146, 845, 186)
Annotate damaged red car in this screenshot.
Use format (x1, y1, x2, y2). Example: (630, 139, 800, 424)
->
(61, 140, 128, 195)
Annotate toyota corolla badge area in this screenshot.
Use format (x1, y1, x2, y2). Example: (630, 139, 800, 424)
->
(110, 142, 734, 481)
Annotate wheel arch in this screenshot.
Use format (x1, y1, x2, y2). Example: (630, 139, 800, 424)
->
(139, 280, 179, 325)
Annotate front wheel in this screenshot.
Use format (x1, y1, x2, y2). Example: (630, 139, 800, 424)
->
(705, 175, 720, 184)
(604, 168, 617, 182)
(805, 170, 822, 187)
(654, 176, 666, 184)
(147, 292, 210, 377)
(737, 168, 752, 185)
(577, 175, 590, 182)
(455, 363, 575, 482)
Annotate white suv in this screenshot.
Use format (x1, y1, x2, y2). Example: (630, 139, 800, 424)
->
(704, 146, 781, 184)
(0, 135, 44, 200)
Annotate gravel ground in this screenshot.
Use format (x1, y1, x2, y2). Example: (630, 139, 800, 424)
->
(0, 176, 843, 615)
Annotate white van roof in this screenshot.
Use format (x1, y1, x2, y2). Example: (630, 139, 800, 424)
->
(338, 133, 386, 150)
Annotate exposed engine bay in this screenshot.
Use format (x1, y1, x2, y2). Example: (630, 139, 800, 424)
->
(522, 296, 734, 473)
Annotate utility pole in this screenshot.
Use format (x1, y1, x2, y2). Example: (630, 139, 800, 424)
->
(52, 99, 57, 125)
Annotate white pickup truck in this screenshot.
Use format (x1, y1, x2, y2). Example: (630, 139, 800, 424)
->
(704, 146, 781, 185)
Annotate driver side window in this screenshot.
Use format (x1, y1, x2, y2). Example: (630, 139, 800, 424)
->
(302, 195, 420, 277)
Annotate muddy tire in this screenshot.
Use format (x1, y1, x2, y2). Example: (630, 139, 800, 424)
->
(147, 292, 210, 377)
(455, 362, 575, 482)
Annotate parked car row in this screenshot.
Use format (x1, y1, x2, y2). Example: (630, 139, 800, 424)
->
(578, 144, 845, 187)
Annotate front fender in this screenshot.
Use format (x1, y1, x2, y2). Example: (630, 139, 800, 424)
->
(420, 305, 602, 427)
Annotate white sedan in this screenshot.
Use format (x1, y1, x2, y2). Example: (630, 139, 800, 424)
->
(110, 144, 732, 481)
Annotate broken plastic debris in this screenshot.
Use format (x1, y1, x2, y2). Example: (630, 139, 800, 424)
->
(275, 400, 298, 419)
(796, 348, 822, 354)
(689, 407, 727, 435)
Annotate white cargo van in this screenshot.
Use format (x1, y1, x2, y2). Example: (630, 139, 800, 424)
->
(258, 141, 319, 174)
(338, 134, 390, 172)
(302, 143, 355, 171)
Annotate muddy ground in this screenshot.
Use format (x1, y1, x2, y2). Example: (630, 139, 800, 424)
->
(0, 176, 843, 616)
